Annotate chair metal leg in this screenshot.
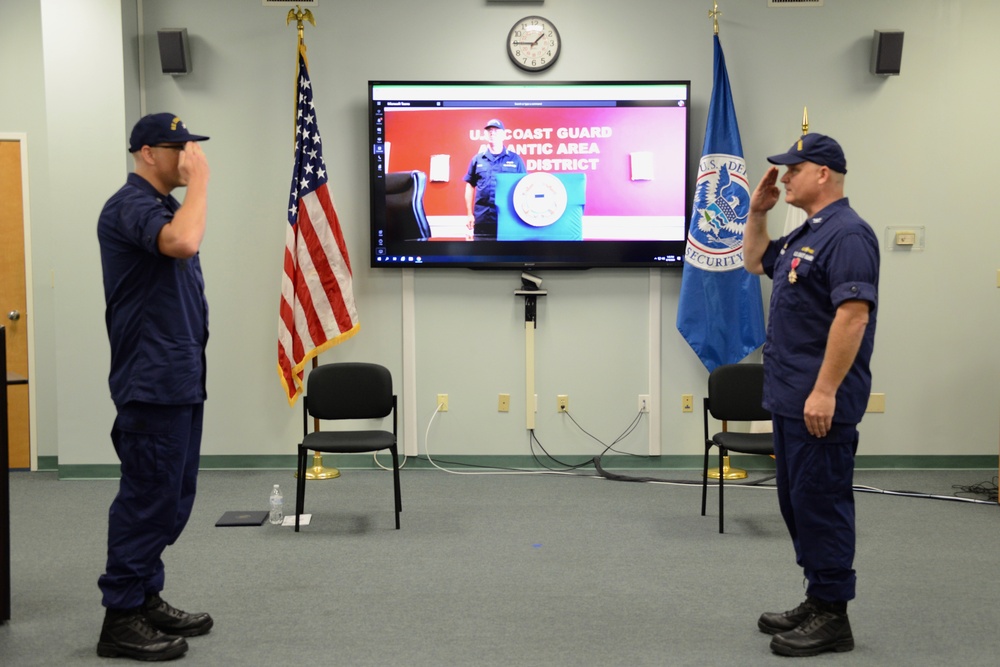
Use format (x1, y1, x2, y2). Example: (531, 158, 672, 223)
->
(701, 443, 711, 516)
(718, 448, 725, 534)
(391, 445, 401, 529)
(295, 447, 307, 532)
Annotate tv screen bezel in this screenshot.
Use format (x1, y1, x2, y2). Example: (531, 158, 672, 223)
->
(367, 80, 691, 270)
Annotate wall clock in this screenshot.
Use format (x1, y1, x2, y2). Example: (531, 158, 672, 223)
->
(506, 16, 561, 72)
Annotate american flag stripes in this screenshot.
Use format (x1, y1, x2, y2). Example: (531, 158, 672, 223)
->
(277, 46, 359, 405)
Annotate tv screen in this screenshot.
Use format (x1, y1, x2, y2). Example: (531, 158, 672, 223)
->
(368, 81, 690, 269)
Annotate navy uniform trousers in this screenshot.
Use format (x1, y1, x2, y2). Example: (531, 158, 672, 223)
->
(772, 415, 859, 603)
(98, 402, 203, 610)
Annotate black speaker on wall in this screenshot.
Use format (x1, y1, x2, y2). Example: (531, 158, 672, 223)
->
(870, 30, 904, 76)
(157, 28, 191, 75)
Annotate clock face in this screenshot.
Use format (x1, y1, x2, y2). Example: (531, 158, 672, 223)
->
(507, 16, 560, 72)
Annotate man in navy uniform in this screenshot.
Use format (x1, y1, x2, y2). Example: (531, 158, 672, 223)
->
(96, 113, 214, 661)
(744, 133, 879, 657)
(464, 118, 526, 239)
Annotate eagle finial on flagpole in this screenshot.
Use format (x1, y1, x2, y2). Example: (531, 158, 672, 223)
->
(709, 1, 721, 36)
(287, 6, 315, 48)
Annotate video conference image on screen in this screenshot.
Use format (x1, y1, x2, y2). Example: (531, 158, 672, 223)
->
(368, 81, 691, 269)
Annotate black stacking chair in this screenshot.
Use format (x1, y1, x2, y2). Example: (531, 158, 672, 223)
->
(700, 363, 774, 533)
(295, 362, 401, 532)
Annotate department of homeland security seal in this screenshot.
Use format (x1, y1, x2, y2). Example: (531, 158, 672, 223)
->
(685, 153, 751, 272)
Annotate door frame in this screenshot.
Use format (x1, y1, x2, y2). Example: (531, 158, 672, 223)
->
(1, 133, 37, 471)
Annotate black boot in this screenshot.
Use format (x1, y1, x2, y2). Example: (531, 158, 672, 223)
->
(769, 604, 854, 657)
(97, 608, 189, 661)
(758, 597, 823, 635)
(143, 593, 214, 637)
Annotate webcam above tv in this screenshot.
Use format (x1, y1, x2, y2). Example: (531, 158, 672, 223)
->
(368, 81, 691, 269)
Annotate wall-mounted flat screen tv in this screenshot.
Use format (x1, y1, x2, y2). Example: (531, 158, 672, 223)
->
(368, 81, 690, 269)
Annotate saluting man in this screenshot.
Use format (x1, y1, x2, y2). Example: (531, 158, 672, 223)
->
(744, 133, 880, 658)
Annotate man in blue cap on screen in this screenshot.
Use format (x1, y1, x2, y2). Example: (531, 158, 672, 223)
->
(96, 112, 213, 661)
(464, 118, 526, 239)
(744, 133, 880, 657)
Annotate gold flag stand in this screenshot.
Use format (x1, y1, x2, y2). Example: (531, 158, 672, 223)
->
(287, 7, 338, 482)
(706, 454, 748, 480)
(704, 3, 748, 483)
(305, 362, 339, 477)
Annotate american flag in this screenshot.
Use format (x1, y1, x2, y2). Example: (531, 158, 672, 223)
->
(278, 47, 359, 405)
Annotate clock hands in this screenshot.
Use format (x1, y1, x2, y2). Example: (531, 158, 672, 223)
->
(512, 29, 545, 47)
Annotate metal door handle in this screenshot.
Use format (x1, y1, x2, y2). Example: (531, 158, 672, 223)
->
(7, 310, 20, 321)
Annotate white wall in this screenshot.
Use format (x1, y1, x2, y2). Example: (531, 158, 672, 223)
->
(2, 0, 998, 466)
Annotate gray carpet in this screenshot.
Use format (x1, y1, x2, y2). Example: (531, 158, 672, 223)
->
(2, 467, 999, 665)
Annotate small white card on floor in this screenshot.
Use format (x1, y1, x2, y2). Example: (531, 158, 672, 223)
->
(281, 514, 311, 526)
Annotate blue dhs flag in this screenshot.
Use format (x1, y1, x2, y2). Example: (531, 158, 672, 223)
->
(676, 35, 765, 372)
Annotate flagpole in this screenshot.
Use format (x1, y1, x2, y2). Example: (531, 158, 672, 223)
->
(700, 2, 749, 482)
(287, 7, 340, 482)
(782, 106, 810, 235)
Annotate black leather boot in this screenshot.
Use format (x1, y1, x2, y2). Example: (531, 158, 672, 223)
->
(769, 605, 854, 657)
(758, 597, 823, 635)
(97, 608, 189, 661)
(143, 593, 214, 637)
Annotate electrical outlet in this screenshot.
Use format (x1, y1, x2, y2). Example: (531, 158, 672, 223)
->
(681, 394, 694, 413)
(436, 393, 448, 412)
(498, 393, 510, 412)
(638, 394, 650, 413)
(866, 393, 885, 413)
(557, 394, 569, 413)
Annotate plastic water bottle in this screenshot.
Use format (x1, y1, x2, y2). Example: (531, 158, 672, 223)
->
(269, 484, 284, 525)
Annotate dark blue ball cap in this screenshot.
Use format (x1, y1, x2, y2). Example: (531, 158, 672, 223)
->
(767, 133, 847, 174)
(129, 112, 209, 153)
(484, 118, 505, 130)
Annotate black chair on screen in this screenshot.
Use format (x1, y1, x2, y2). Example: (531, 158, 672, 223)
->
(384, 170, 431, 240)
(700, 362, 774, 534)
(295, 362, 401, 532)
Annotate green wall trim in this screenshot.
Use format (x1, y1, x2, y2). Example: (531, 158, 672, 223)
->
(36, 455, 58, 472)
(49, 454, 996, 480)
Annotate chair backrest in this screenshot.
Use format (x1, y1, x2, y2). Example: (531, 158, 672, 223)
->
(384, 170, 431, 240)
(305, 363, 394, 421)
(706, 363, 771, 422)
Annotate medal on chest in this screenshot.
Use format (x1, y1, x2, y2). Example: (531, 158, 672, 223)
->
(788, 257, 800, 284)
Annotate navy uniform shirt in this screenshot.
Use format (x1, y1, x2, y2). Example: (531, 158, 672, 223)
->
(464, 147, 526, 237)
(97, 173, 209, 406)
(760, 198, 879, 425)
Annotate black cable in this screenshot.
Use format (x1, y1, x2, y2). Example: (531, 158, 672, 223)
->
(592, 454, 777, 487)
(564, 410, 646, 458)
(951, 476, 998, 503)
(528, 429, 594, 471)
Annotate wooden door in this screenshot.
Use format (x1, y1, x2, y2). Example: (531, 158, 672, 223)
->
(1, 139, 30, 469)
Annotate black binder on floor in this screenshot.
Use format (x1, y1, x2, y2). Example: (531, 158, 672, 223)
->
(215, 511, 268, 527)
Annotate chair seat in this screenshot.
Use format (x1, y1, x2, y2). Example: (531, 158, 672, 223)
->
(302, 430, 395, 454)
(711, 431, 774, 456)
